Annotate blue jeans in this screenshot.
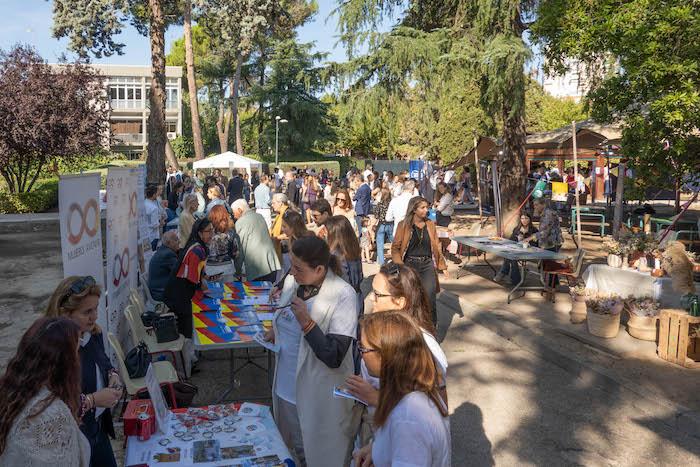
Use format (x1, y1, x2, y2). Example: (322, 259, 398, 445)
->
(376, 223, 394, 265)
(499, 259, 522, 284)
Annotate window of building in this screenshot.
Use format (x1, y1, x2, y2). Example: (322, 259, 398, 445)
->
(166, 122, 177, 133)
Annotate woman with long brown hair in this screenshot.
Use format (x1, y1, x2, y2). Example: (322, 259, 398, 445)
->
(325, 215, 364, 298)
(206, 204, 239, 282)
(0, 317, 91, 466)
(332, 188, 358, 235)
(281, 209, 313, 247)
(45, 276, 122, 467)
(353, 312, 450, 467)
(391, 196, 448, 325)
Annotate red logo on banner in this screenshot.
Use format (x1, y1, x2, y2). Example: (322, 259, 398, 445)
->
(129, 191, 138, 219)
(112, 247, 130, 287)
(67, 198, 99, 245)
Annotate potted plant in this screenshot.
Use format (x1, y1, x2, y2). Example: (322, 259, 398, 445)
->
(585, 295, 623, 338)
(569, 285, 590, 324)
(625, 296, 660, 341)
(602, 237, 623, 268)
(620, 232, 658, 269)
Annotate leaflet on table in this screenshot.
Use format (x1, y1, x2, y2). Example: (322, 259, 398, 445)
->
(145, 364, 171, 435)
(253, 331, 280, 353)
(333, 385, 368, 405)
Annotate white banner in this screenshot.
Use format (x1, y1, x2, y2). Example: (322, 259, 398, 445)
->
(136, 164, 153, 274)
(58, 173, 106, 332)
(106, 167, 139, 360)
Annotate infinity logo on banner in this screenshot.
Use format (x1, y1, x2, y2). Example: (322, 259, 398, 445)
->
(129, 191, 138, 219)
(67, 199, 99, 245)
(112, 247, 130, 287)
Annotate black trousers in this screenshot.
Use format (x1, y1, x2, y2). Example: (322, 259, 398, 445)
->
(405, 256, 438, 326)
(82, 416, 117, 467)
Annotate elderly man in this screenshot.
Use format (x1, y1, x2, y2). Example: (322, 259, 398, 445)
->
(148, 230, 179, 302)
(231, 199, 281, 283)
(385, 180, 417, 236)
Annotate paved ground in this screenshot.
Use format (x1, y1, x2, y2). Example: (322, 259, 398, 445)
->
(1, 214, 699, 466)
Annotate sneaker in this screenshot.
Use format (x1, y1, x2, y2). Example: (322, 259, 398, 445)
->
(493, 272, 504, 282)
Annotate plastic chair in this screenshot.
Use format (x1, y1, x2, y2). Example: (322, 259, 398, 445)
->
(129, 289, 147, 316)
(123, 304, 187, 377)
(543, 248, 586, 302)
(107, 333, 179, 415)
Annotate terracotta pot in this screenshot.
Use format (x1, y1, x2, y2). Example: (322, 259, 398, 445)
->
(587, 311, 621, 338)
(607, 254, 623, 268)
(570, 299, 587, 324)
(627, 313, 659, 341)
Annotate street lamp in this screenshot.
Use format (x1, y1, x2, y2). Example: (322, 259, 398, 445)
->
(275, 116, 288, 166)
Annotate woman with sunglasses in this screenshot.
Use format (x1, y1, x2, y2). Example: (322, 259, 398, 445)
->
(265, 236, 359, 466)
(353, 312, 450, 467)
(332, 188, 358, 236)
(164, 218, 215, 339)
(45, 276, 122, 467)
(0, 317, 91, 466)
(391, 196, 448, 325)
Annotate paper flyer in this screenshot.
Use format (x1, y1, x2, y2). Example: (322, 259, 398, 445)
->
(333, 386, 368, 405)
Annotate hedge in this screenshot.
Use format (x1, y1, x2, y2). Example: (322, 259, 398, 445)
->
(0, 179, 59, 214)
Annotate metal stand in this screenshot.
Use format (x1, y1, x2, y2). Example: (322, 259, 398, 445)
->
(507, 260, 546, 304)
(217, 347, 273, 403)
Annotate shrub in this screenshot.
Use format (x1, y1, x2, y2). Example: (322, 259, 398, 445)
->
(0, 179, 59, 214)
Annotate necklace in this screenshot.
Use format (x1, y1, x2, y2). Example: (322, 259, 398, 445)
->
(415, 223, 425, 243)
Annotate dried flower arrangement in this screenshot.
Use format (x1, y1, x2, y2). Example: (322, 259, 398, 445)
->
(625, 296, 660, 317)
(585, 295, 623, 315)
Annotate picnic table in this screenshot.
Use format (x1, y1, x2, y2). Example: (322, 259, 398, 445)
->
(453, 236, 569, 303)
(192, 281, 275, 403)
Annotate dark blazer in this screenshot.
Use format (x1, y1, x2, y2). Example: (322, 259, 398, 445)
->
(227, 176, 244, 204)
(353, 183, 371, 216)
(80, 333, 115, 440)
(286, 179, 300, 207)
(148, 245, 179, 302)
(509, 224, 539, 245)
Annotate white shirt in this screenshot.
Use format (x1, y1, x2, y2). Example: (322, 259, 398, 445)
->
(436, 193, 454, 217)
(372, 392, 451, 467)
(392, 182, 403, 198)
(443, 170, 455, 184)
(385, 192, 416, 235)
(143, 198, 161, 242)
(363, 169, 373, 182)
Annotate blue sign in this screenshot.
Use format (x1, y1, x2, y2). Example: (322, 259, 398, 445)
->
(409, 160, 424, 180)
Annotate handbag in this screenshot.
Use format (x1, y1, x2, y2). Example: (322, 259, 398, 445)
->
(140, 311, 158, 328)
(136, 381, 199, 409)
(153, 313, 179, 343)
(125, 342, 152, 379)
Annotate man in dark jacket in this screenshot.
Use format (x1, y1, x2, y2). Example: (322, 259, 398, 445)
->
(227, 170, 245, 204)
(148, 230, 179, 302)
(353, 174, 372, 217)
(285, 170, 300, 207)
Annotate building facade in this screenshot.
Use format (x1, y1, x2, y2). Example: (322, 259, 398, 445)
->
(91, 64, 183, 159)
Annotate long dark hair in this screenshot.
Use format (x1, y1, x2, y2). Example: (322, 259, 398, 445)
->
(0, 317, 82, 454)
(325, 215, 361, 261)
(379, 263, 435, 336)
(404, 196, 429, 227)
(183, 217, 212, 257)
(361, 312, 447, 427)
(291, 235, 341, 277)
(282, 209, 311, 243)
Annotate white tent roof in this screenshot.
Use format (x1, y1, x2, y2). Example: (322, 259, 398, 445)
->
(192, 151, 264, 170)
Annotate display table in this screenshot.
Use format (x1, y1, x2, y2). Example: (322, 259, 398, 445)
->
(453, 235, 569, 303)
(192, 282, 275, 402)
(124, 402, 293, 467)
(582, 264, 699, 307)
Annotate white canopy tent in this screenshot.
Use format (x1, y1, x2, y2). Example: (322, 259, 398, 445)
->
(192, 151, 264, 175)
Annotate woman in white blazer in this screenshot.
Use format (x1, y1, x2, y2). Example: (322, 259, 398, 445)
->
(266, 235, 360, 466)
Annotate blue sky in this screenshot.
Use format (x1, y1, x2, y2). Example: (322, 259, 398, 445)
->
(0, 0, 395, 64)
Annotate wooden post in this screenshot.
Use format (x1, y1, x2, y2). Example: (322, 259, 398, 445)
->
(572, 122, 582, 245)
(491, 159, 502, 236)
(613, 162, 626, 239)
(474, 136, 483, 221)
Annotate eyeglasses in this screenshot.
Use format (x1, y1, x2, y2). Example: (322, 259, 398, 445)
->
(372, 289, 392, 301)
(358, 345, 377, 355)
(336, 197, 347, 202)
(60, 276, 96, 306)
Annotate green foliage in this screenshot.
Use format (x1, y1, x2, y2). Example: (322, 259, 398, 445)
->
(0, 179, 58, 214)
(532, 0, 700, 190)
(170, 135, 194, 159)
(525, 79, 589, 133)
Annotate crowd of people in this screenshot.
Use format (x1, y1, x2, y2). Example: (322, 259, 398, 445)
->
(0, 162, 468, 467)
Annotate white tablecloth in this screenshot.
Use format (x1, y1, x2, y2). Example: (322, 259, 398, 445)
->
(582, 264, 698, 307)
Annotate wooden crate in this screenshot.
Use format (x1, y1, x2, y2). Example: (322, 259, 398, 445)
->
(657, 309, 700, 368)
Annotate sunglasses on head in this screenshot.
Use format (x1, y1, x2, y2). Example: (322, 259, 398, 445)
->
(60, 276, 96, 306)
(383, 262, 401, 277)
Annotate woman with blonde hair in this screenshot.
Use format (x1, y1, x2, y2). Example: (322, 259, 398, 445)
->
(206, 204, 239, 282)
(45, 277, 122, 467)
(353, 312, 450, 467)
(332, 188, 358, 235)
(178, 193, 199, 249)
(206, 185, 226, 213)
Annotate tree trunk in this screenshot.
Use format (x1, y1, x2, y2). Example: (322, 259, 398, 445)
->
(216, 99, 231, 154)
(499, 101, 528, 229)
(183, 0, 205, 161)
(231, 53, 244, 155)
(147, 0, 175, 185)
